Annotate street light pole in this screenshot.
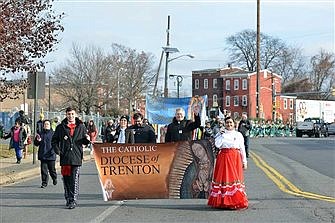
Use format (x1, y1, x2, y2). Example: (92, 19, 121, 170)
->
(176, 75, 183, 98)
(169, 75, 184, 98)
(117, 69, 120, 110)
(48, 75, 51, 112)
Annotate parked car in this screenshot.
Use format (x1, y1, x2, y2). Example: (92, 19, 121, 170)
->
(327, 122, 335, 135)
(296, 117, 328, 138)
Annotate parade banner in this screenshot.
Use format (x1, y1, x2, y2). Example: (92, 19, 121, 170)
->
(146, 95, 208, 126)
(93, 139, 215, 201)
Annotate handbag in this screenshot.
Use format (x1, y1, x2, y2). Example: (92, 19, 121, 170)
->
(27, 136, 32, 145)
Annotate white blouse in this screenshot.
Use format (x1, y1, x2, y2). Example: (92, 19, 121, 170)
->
(214, 129, 247, 165)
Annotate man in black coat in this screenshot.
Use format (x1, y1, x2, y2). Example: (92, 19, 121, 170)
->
(165, 107, 201, 142)
(51, 106, 90, 209)
(125, 112, 156, 144)
(238, 114, 252, 158)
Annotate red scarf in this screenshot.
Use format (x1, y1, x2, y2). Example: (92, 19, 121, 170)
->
(67, 123, 76, 137)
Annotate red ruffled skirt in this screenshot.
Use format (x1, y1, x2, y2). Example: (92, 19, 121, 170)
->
(207, 148, 248, 209)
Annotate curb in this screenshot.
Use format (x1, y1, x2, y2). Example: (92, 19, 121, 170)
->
(0, 155, 93, 186)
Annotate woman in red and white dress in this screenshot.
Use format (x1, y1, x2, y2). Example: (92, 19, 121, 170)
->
(208, 116, 248, 209)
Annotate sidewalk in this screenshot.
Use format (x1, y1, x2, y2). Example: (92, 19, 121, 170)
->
(0, 152, 92, 186)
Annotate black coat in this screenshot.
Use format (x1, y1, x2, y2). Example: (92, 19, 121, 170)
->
(125, 124, 156, 144)
(34, 129, 56, 161)
(4, 126, 27, 150)
(51, 118, 90, 166)
(165, 114, 201, 142)
(238, 119, 251, 137)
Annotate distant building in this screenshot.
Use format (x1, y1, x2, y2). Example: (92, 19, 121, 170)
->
(192, 66, 295, 123)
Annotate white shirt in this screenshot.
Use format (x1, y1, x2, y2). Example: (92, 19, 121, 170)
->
(117, 128, 126, 143)
(215, 129, 247, 165)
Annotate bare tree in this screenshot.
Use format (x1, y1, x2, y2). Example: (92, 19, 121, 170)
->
(52, 44, 112, 114)
(309, 49, 335, 94)
(226, 29, 289, 72)
(110, 44, 154, 114)
(52, 43, 154, 115)
(271, 46, 306, 86)
(0, 0, 63, 101)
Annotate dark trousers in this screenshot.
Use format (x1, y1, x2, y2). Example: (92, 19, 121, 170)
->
(40, 160, 57, 186)
(243, 135, 250, 157)
(63, 166, 81, 203)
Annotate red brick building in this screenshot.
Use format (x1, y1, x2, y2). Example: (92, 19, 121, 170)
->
(192, 67, 295, 123)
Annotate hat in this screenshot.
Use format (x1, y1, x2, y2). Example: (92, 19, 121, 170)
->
(120, 115, 128, 121)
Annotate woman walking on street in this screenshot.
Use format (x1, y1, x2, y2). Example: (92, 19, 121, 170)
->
(34, 120, 57, 188)
(208, 116, 248, 210)
(2, 121, 27, 164)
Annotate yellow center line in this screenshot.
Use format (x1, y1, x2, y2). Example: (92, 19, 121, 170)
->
(250, 151, 335, 203)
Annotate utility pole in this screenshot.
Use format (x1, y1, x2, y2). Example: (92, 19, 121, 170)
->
(153, 50, 164, 97)
(271, 73, 276, 121)
(164, 15, 170, 98)
(256, 0, 261, 119)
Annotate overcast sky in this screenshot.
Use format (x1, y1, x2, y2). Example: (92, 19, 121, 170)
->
(44, 0, 334, 97)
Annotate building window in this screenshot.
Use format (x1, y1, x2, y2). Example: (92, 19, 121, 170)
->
(213, 78, 217, 89)
(289, 99, 293, 109)
(226, 96, 230, 107)
(234, 96, 239, 106)
(234, 112, 239, 119)
(195, 79, 199, 89)
(226, 80, 230, 90)
(284, 98, 287, 109)
(213, 94, 217, 105)
(234, 79, 239, 90)
(242, 79, 247, 90)
(204, 79, 208, 89)
(242, 95, 247, 106)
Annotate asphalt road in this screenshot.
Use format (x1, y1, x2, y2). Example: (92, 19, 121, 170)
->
(1, 137, 334, 223)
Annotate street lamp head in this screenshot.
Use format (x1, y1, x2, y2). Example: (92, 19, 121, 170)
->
(162, 47, 179, 53)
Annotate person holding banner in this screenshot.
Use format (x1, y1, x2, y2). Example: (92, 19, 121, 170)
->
(52, 106, 90, 209)
(113, 115, 129, 143)
(125, 112, 156, 143)
(208, 116, 248, 210)
(165, 107, 200, 142)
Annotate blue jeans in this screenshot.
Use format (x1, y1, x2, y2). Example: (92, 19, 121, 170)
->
(13, 141, 22, 161)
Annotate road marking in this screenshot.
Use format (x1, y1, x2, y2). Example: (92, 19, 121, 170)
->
(251, 151, 335, 203)
(90, 200, 124, 223)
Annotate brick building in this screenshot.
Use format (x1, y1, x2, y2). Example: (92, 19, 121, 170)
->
(192, 66, 295, 123)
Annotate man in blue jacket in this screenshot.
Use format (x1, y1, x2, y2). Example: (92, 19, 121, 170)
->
(51, 106, 90, 209)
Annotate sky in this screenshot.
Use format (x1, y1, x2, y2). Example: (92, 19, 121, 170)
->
(43, 0, 334, 97)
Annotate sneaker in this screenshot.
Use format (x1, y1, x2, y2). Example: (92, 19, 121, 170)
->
(53, 179, 57, 185)
(68, 202, 76, 209)
(41, 184, 47, 188)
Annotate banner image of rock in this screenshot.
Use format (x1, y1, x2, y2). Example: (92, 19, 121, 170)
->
(93, 139, 215, 201)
